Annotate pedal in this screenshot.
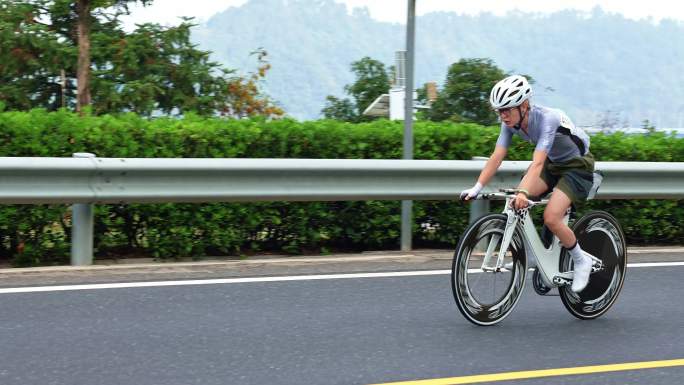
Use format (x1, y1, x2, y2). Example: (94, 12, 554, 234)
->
(591, 260, 604, 273)
(552, 276, 572, 286)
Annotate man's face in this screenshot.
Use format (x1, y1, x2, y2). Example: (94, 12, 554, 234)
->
(497, 106, 520, 127)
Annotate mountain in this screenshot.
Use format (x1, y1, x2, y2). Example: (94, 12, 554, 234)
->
(192, 0, 684, 127)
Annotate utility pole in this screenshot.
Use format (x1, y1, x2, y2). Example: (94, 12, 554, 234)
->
(400, 0, 416, 251)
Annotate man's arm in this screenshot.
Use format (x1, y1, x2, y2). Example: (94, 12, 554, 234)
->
(476, 145, 508, 187)
(461, 145, 508, 201)
(518, 150, 548, 195)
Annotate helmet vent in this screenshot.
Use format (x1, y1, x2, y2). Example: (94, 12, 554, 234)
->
(489, 75, 532, 109)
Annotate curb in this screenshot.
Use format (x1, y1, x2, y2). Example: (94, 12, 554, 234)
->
(0, 253, 443, 275)
(0, 247, 683, 275)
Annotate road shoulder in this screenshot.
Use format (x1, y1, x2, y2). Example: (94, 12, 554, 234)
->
(0, 247, 682, 288)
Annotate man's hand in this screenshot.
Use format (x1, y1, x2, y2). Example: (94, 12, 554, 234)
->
(460, 182, 483, 201)
(513, 192, 530, 210)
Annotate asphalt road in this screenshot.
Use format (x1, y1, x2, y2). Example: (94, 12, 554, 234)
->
(1, 260, 684, 385)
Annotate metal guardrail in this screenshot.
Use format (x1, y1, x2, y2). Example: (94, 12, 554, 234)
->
(0, 156, 521, 204)
(4, 156, 684, 203)
(2, 155, 684, 265)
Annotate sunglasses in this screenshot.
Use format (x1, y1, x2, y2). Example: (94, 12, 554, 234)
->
(496, 107, 515, 116)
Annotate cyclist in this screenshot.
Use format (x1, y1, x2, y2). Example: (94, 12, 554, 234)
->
(460, 75, 595, 293)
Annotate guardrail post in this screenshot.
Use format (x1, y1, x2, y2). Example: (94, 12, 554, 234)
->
(71, 152, 96, 266)
(469, 156, 490, 223)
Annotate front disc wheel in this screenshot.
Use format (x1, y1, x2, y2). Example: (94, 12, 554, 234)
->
(452, 214, 527, 326)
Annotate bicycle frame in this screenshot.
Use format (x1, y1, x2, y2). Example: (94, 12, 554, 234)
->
(479, 192, 573, 288)
(454, 190, 625, 325)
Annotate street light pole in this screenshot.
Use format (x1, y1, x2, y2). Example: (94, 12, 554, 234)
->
(401, 0, 416, 251)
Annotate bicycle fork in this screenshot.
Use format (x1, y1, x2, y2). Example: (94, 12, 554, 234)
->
(481, 211, 519, 272)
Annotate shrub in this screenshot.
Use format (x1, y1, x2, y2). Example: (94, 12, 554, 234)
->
(0, 110, 681, 265)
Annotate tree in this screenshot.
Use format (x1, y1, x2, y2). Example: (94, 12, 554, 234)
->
(89, 22, 280, 117)
(641, 119, 656, 134)
(428, 58, 512, 126)
(220, 48, 284, 118)
(0, 0, 282, 118)
(75, 0, 92, 111)
(39, 0, 154, 112)
(321, 56, 390, 121)
(75, 1, 157, 111)
(345, 57, 390, 116)
(321, 96, 356, 122)
(0, 1, 71, 111)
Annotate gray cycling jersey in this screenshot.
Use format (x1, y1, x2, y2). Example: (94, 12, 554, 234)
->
(495, 104, 590, 162)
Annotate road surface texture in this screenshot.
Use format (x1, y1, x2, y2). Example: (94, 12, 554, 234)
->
(0, 248, 683, 385)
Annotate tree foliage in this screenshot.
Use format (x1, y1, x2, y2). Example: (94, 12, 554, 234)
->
(0, 1, 70, 111)
(345, 57, 390, 116)
(427, 58, 508, 125)
(321, 95, 356, 122)
(0, 0, 283, 118)
(321, 56, 390, 122)
(221, 49, 284, 118)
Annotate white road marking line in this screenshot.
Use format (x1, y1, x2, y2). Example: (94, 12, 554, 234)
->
(627, 262, 684, 268)
(0, 270, 450, 294)
(0, 261, 682, 294)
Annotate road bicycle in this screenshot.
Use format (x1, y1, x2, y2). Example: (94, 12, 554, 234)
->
(451, 189, 627, 326)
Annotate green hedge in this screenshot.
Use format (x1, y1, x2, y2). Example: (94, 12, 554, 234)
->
(1, 109, 683, 266)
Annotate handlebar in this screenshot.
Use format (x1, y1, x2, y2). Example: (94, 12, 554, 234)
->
(473, 189, 549, 206)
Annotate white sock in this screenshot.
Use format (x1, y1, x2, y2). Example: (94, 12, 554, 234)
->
(567, 242, 585, 263)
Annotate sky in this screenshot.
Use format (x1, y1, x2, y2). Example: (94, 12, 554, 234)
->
(121, 0, 684, 30)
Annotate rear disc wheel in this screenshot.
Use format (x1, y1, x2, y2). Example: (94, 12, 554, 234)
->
(559, 211, 627, 320)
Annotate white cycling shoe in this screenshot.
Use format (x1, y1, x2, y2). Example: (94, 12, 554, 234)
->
(503, 253, 592, 293)
(571, 252, 593, 293)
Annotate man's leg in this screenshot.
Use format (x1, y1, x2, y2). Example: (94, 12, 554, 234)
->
(543, 188, 575, 247)
(543, 188, 592, 292)
(526, 177, 550, 198)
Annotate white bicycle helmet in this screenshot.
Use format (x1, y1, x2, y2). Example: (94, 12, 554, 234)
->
(489, 75, 532, 110)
